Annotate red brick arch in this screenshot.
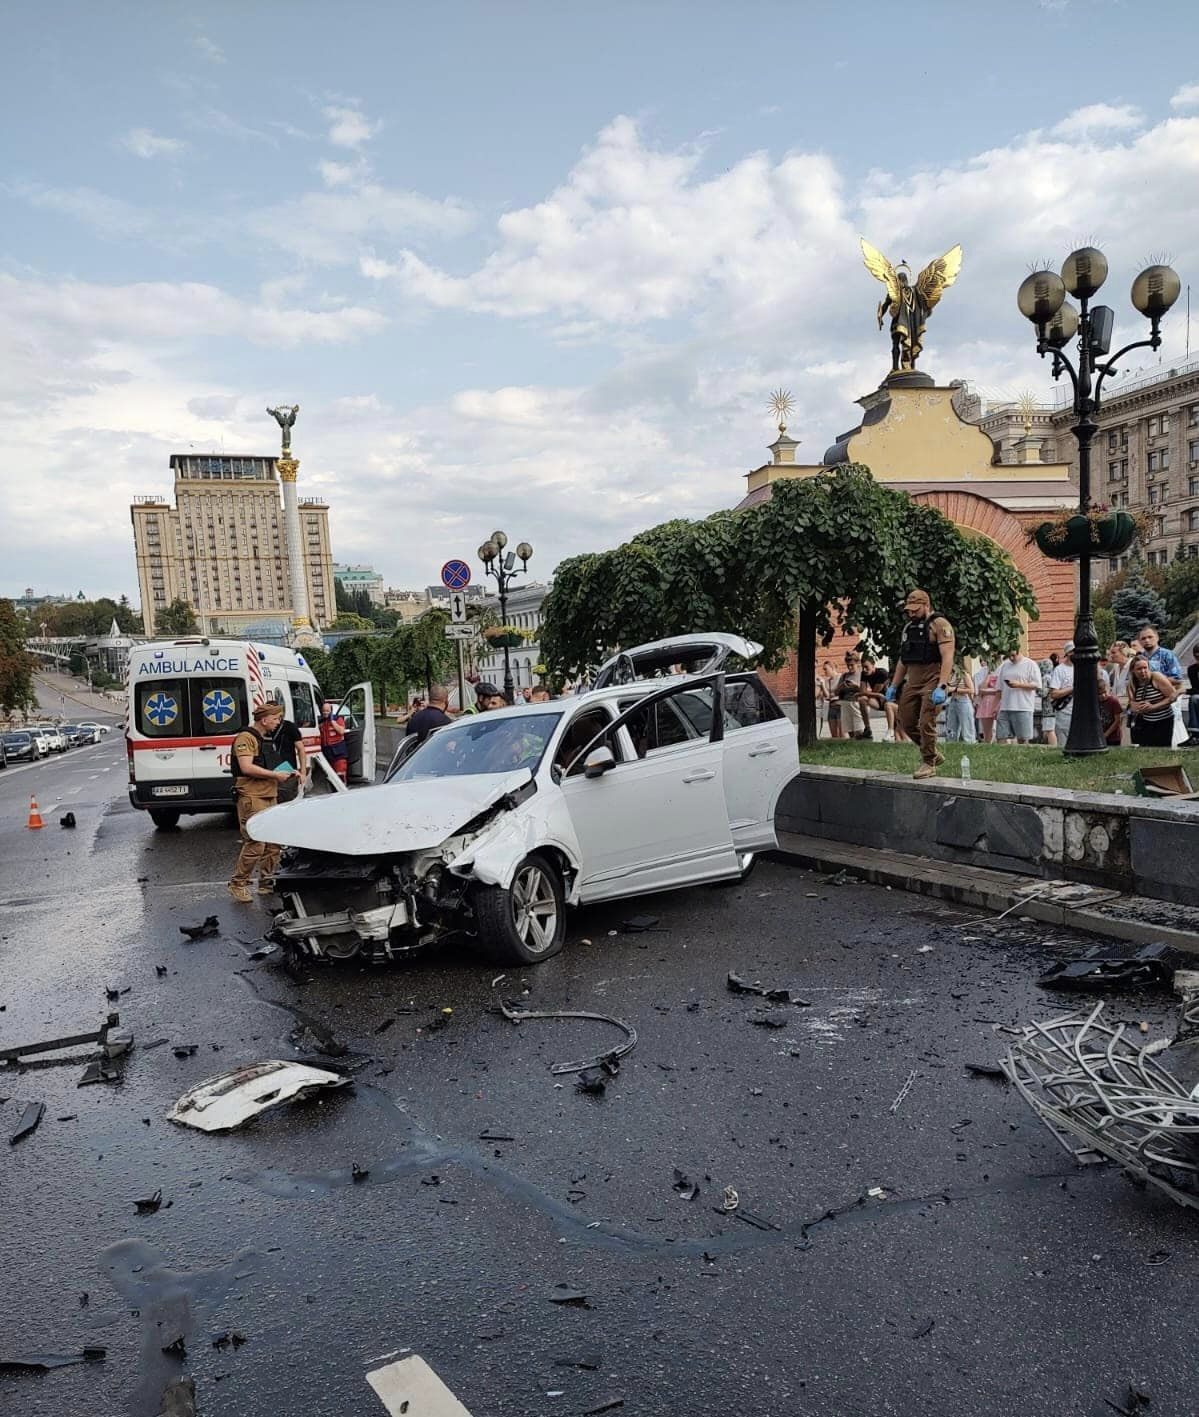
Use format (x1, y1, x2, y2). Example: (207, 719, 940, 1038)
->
(910, 489, 1076, 660)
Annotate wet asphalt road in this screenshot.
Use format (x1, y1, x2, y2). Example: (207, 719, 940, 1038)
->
(1, 746, 1197, 1417)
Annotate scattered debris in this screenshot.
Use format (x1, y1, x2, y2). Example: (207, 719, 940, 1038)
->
(9, 1102, 44, 1145)
(0, 1347, 105, 1374)
(173, 1045, 199, 1059)
(1038, 942, 1178, 992)
(620, 915, 663, 933)
(352, 1163, 370, 1183)
(497, 1001, 637, 1076)
(155, 966, 169, 978)
(721, 1185, 739, 1212)
(157, 1376, 196, 1416)
(866, 1186, 887, 1199)
(249, 943, 280, 962)
(672, 1168, 699, 1201)
(964, 1062, 1008, 1082)
(726, 972, 809, 1005)
(211, 1330, 247, 1350)
(0, 1010, 128, 1064)
(366, 1353, 474, 1416)
(575, 1069, 607, 1096)
(167, 1060, 349, 1133)
(889, 1069, 917, 1114)
(916, 945, 934, 954)
(478, 1131, 515, 1142)
(1133, 763, 1195, 798)
(78, 1061, 121, 1087)
(1002, 1000, 1199, 1210)
(375, 1017, 396, 1034)
(134, 1191, 164, 1215)
(548, 1284, 590, 1307)
(179, 915, 220, 941)
(161, 1334, 187, 1359)
(583, 1402, 624, 1416)
(911, 1318, 936, 1340)
(60, 812, 76, 829)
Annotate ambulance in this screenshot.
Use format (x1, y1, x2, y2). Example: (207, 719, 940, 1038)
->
(125, 638, 375, 828)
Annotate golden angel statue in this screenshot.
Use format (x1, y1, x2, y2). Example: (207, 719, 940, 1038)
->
(859, 239, 962, 373)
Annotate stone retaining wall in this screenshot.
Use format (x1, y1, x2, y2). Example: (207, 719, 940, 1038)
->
(777, 765, 1199, 908)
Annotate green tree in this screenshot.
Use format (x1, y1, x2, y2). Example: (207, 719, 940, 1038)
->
(0, 598, 37, 715)
(334, 579, 355, 614)
(303, 647, 337, 700)
(156, 599, 199, 635)
(1093, 606, 1116, 657)
(1163, 555, 1199, 644)
(542, 464, 1036, 746)
(1094, 560, 1167, 610)
(330, 613, 375, 632)
(1111, 566, 1168, 642)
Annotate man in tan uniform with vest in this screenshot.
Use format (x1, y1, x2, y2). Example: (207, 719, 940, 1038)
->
(884, 589, 955, 779)
(229, 701, 296, 902)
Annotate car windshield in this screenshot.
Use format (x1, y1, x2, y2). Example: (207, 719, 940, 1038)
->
(5, 734, 29, 743)
(390, 711, 562, 782)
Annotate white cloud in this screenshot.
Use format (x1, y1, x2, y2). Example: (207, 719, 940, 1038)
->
(1170, 82, 1199, 111)
(121, 127, 187, 159)
(8, 182, 151, 237)
(324, 104, 379, 149)
(1051, 103, 1143, 138)
(187, 107, 277, 145)
(318, 157, 369, 187)
(192, 34, 225, 64)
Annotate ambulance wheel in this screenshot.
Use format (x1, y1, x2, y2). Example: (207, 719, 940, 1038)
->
(149, 809, 181, 830)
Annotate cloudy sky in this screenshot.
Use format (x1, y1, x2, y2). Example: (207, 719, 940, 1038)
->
(4, 1, 1199, 604)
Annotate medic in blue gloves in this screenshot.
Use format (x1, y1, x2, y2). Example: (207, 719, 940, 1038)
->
(885, 589, 956, 780)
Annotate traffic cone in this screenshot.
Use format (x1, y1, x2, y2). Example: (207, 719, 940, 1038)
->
(27, 796, 45, 829)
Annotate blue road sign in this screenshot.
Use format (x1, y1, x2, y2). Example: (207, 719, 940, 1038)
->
(441, 559, 472, 590)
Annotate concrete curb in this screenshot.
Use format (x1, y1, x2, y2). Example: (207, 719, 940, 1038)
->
(773, 830, 1199, 956)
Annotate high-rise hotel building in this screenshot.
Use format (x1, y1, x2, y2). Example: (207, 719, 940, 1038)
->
(130, 454, 335, 638)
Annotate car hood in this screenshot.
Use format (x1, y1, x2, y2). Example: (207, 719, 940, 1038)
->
(246, 770, 533, 856)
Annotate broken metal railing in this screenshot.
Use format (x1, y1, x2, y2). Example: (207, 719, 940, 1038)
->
(1001, 1001, 1199, 1211)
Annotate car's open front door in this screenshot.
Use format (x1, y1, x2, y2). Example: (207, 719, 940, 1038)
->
(558, 674, 740, 901)
(334, 681, 376, 783)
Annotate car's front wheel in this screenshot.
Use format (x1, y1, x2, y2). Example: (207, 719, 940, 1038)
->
(474, 853, 566, 964)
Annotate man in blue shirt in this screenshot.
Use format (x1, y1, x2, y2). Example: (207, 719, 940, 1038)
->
(1136, 625, 1183, 685)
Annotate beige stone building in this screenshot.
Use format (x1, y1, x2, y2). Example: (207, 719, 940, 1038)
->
(979, 358, 1199, 576)
(131, 454, 336, 638)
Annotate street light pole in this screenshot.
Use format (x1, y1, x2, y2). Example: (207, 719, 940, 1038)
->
(477, 530, 534, 705)
(1018, 250, 1181, 756)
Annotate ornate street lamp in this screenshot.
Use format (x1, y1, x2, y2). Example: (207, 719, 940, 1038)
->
(1018, 249, 1181, 755)
(478, 529, 533, 704)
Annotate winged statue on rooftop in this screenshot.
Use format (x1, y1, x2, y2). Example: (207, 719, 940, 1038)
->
(860, 239, 962, 374)
(266, 404, 300, 455)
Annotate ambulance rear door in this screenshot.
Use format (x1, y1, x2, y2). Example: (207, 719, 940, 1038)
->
(334, 681, 376, 783)
(131, 673, 196, 801)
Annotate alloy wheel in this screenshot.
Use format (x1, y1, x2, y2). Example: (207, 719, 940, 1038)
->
(511, 863, 558, 955)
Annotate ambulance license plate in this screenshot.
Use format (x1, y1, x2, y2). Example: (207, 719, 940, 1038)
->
(152, 786, 188, 797)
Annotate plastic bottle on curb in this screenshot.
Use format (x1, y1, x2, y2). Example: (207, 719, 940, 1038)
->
(960, 754, 972, 782)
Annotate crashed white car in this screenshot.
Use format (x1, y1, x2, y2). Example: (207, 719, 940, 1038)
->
(250, 635, 797, 965)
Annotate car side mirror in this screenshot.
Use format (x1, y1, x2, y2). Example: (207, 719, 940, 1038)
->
(582, 747, 616, 779)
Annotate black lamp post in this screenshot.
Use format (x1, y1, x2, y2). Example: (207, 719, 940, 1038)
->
(478, 529, 533, 704)
(1017, 249, 1181, 756)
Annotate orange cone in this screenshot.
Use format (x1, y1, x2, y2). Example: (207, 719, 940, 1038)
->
(27, 796, 45, 830)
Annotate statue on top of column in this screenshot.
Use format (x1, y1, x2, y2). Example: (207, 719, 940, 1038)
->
(860, 240, 962, 373)
(266, 404, 300, 454)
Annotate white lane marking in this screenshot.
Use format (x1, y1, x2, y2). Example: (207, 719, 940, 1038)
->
(367, 1356, 472, 1417)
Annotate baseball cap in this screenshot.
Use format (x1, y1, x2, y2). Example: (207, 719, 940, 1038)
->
(1062, 641, 1075, 654)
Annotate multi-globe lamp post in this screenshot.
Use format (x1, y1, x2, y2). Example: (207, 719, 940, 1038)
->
(478, 529, 533, 704)
(1017, 248, 1181, 755)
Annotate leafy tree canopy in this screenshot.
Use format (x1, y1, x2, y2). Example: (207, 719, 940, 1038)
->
(1162, 555, 1199, 644)
(1111, 566, 1169, 643)
(155, 599, 199, 635)
(541, 464, 1036, 745)
(0, 599, 37, 715)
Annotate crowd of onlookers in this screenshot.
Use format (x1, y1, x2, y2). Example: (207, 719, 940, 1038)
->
(816, 624, 1199, 749)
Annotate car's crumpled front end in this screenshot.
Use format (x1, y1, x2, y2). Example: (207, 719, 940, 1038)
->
(255, 770, 547, 962)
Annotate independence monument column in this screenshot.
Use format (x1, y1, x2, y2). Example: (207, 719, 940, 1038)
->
(266, 404, 321, 648)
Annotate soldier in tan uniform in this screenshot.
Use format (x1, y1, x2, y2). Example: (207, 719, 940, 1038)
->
(228, 702, 295, 903)
(885, 589, 956, 779)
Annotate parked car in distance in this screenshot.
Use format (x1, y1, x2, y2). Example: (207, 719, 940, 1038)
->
(0, 737, 7, 769)
(78, 721, 112, 736)
(252, 634, 797, 966)
(4, 732, 37, 762)
(29, 729, 53, 758)
(61, 723, 98, 746)
(3, 732, 36, 763)
(32, 723, 66, 752)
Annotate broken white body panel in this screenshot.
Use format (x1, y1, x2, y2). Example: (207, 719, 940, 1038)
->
(166, 1061, 348, 1133)
(367, 1354, 473, 1417)
(247, 641, 798, 964)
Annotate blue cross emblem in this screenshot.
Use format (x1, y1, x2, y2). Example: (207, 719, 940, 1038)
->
(145, 692, 178, 727)
(202, 688, 236, 725)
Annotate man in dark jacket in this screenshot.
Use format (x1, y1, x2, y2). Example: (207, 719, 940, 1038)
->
(406, 685, 452, 745)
